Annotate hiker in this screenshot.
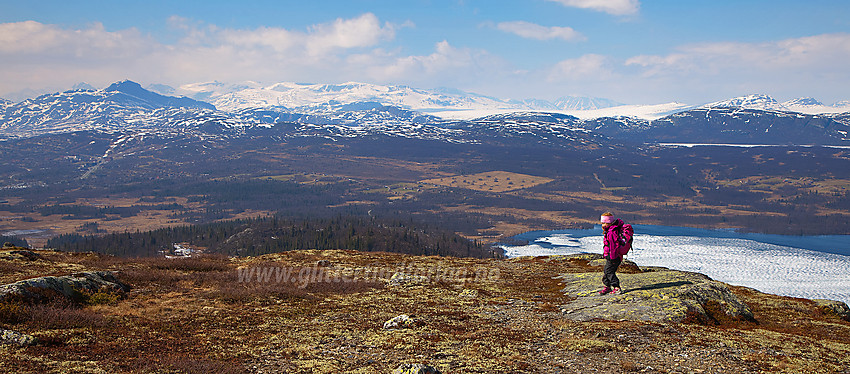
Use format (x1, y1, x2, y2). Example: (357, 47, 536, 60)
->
(598, 212, 632, 295)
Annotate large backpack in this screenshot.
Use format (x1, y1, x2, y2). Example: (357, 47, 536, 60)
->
(617, 223, 634, 256)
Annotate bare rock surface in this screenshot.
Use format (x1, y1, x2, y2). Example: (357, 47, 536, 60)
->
(383, 314, 416, 329)
(0, 271, 130, 303)
(557, 254, 754, 323)
(0, 328, 37, 347)
(814, 298, 850, 321)
(392, 363, 442, 374)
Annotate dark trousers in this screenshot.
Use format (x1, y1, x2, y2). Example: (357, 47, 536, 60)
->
(602, 257, 622, 288)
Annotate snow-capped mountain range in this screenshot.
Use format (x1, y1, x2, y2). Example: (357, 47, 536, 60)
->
(703, 94, 850, 115)
(1, 80, 849, 146)
(169, 80, 603, 118)
(162, 81, 850, 120)
(4, 80, 849, 121)
(169, 80, 695, 120)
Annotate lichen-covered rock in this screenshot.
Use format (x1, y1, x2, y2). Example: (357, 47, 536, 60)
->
(813, 299, 850, 321)
(392, 363, 441, 374)
(562, 253, 600, 261)
(0, 271, 130, 304)
(557, 265, 754, 324)
(383, 314, 416, 329)
(0, 328, 37, 347)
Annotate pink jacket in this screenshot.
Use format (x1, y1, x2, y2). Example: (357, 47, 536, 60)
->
(603, 219, 627, 260)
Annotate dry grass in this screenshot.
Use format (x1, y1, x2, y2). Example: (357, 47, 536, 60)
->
(1, 290, 111, 331)
(26, 302, 111, 330)
(208, 270, 383, 304)
(558, 337, 615, 352)
(2, 250, 849, 373)
(730, 285, 850, 341)
(129, 356, 247, 374)
(140, 255, 233, 272)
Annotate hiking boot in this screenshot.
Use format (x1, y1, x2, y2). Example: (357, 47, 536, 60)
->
(609, 287, 622, 295)
(598, 287, 612, 295)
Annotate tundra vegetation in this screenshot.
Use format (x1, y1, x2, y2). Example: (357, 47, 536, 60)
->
(1, 247, 848, 373)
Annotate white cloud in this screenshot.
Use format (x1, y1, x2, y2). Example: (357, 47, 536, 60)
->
(368, 40, 510, 88)
(0, 16, 512, 100)
(627, 33, 850, 74)
(496, 21, 585, 41)
(0, 15, 405, 97)
(547, 54, 614, 81)
(306, 13, 397, 55)
(172, 13, 397, 58)
(0, 20, 150, 56)
(0, 21, 157, 96)
(1, 14, 849, 107)
(621, 33, 850, 102)
(546, 0, 640, 16)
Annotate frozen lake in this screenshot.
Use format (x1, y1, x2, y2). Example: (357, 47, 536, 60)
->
(499, 225, 850, 305)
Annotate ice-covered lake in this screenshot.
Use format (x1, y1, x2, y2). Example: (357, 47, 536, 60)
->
(499, 225, 850, 305)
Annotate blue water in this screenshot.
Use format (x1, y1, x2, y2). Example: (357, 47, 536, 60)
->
(508, 225, 850, 257)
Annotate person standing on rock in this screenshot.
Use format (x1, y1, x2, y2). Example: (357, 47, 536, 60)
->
(599, 212, 631, 295)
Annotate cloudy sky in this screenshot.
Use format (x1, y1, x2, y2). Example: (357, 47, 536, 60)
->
(2, 0, 849, 105)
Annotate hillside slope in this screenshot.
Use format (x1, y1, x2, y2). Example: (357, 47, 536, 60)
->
(1, 248, 848, 373)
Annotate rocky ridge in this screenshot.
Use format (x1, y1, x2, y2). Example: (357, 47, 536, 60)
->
(0, 270, 130, 304)
(557, 254, 754, 324)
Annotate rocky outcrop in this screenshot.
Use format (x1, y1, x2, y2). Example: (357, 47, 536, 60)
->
(814, 299, 850, 321)
(0, 328, 37, 347)
(557, 255, 753, 324)
(392, 363, 442, 374)
(383, 314, 416, 329)
(0, 271, 130, 304)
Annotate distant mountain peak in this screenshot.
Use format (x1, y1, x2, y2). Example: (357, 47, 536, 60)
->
(145, 83, 176, 96)
(71, 82, 96, 91)
(173, 80, 633, 119)
(554, 95, 623, 110)
(102, 80, 214, 111)
(704, 94, 786, 111)
(785, 97, 824, 107)
(105, 80, 144, 92)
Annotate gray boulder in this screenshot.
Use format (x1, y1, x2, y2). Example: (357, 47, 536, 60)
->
(557, 265, 754, 324)
(392, 363, 441, 374)
(813, 299, 850, 321)
(0, 271, 130, 304)
(0, 328, 37, 347)
(383, 314, 416, 329)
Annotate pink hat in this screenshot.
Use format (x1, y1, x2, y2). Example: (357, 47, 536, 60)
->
(600, 215, 615, 224)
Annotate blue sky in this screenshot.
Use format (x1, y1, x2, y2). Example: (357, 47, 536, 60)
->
(2, 0, 850, 104)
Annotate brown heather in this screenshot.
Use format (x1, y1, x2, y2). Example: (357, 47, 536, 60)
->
(0, 249, 848, 373)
